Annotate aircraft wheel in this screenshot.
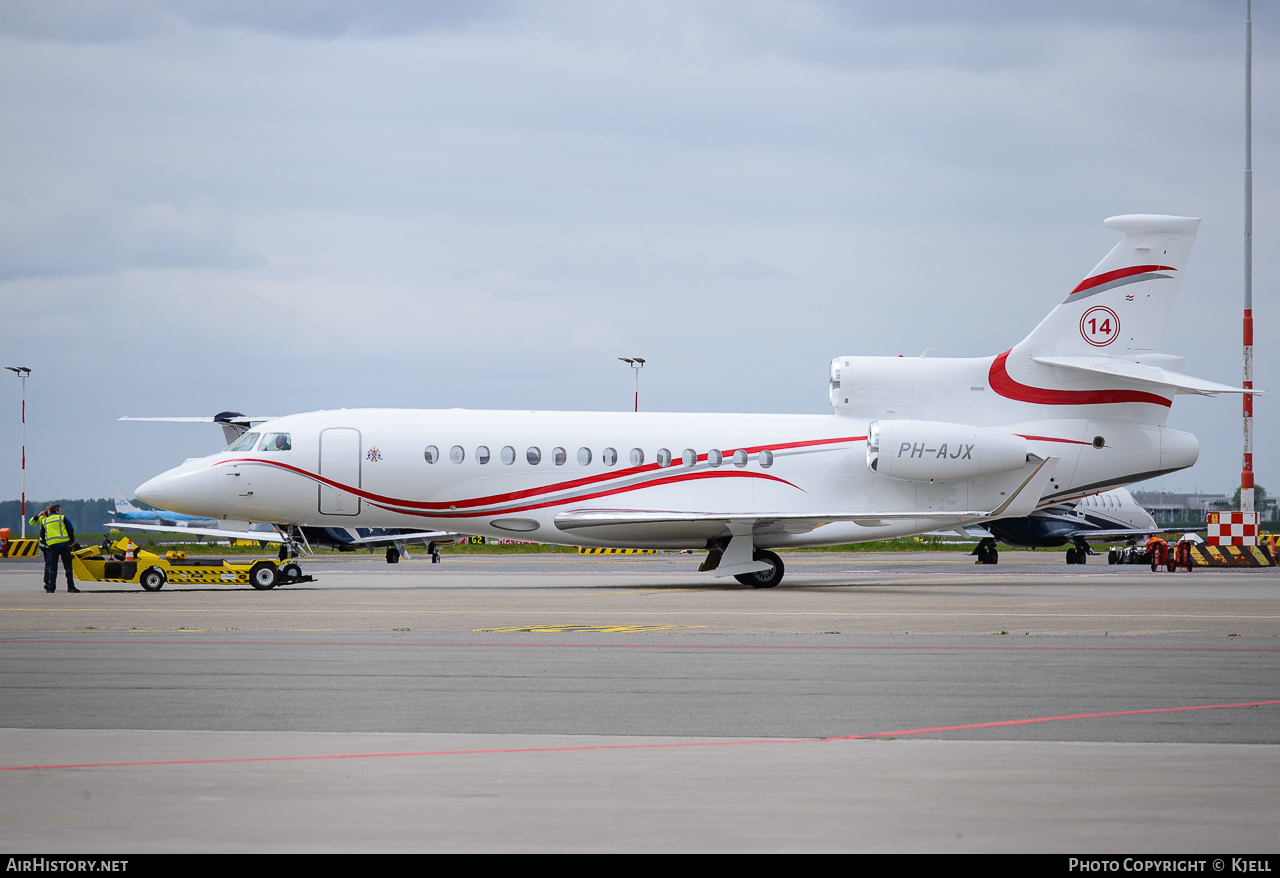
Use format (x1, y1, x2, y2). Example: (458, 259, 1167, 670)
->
(249, 561, 278, 590)
(1108, 549, 1118, 565)
(986, 547, 998, 565)
(386, 547, 400, 564)
(278, 545, 288, 562)
(733, 550, 784, 588)
(1066, 548, 1077, 565)
(139, 567, 166, 592)
(280, 562, 303, 582)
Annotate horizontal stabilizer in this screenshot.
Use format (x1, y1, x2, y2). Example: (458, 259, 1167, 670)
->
(1032, 356, 1256, 396)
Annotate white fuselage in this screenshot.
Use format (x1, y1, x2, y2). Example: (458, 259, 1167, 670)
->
(135, 402, 1197, 551)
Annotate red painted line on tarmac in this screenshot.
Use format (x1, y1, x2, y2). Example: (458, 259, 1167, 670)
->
(823, 699, 1280, 740)
(2, 699, 1276, 772)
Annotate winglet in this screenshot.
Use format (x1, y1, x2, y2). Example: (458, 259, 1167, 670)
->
(985, 456, 1058, 520)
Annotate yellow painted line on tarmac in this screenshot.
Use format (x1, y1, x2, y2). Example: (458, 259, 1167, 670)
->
(125, 629, 207, 633)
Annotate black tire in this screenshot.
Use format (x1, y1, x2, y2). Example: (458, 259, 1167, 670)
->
(139, 567, 166, 592)
(280, 562, 303, 582)
(986, 547, 999, 565)
(733, 550, 784, 588)
(1108, 549, 1118, 565)
(249, 561, 278, 590)
(386, 547, 400, 564)
(1066, 548, 1077, 565)
(278, 545, 288, 562)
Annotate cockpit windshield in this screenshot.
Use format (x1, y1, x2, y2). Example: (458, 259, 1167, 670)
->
(226, 432, 259, 452)
(259, 432, 292, 452)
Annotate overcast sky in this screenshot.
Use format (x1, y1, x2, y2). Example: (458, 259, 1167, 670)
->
(1, 0, 1275, 508)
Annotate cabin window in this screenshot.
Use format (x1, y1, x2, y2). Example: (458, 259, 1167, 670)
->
(630, 448, 644, 466)
(423, 445, 439, 464)
(707, 449, 723, 467)
(733, 449, 748, 467)
(682, 449, 696, 467)
(553, 446, 567, 466)
(501, 446, 516, 465)
(228, 432, 259, 452)
(759, 450, 774, 468)
(602, 447, 617, 466)
(450, 445, 465, 464)
(577, 447, 592, 466)
(258, 433, 292, 452)
(476, 446, 490, 465)
(656, 448, 672, 467)
(527, 446, 542, 465)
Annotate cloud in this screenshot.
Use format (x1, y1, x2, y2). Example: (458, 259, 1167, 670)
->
(0, 0, 512, 43)
(0, 187, 262, 279)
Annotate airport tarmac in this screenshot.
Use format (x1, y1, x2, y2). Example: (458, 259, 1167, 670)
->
(1, 550, 1277, 853)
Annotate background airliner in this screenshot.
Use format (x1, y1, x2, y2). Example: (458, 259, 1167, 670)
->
(965, 487, 1160, 564)
(131, 216, 1246, 587)
(108, 489, 218, 528)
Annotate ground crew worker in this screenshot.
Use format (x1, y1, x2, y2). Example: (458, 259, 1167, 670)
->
(41, 504, 79, 593)
(29, 506, 52, 591)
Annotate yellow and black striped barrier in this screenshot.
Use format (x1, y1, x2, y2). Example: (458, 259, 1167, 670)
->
(577, 547, 659, 555)
(1189, 545, 1275, 568)
(3, 539, 40, 558)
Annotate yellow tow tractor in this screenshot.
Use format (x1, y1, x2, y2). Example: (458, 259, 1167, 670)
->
(72, 537, 313, 591)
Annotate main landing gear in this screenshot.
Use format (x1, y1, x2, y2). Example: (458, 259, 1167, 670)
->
(733, 550, 785, 588)
(1065, 537, 1094, 565)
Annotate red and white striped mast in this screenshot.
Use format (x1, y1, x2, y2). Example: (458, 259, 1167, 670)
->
(1242, 0, 1255, 514)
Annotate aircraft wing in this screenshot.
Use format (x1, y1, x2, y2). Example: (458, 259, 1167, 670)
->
(554, 508, 1000, 545)
(1059, 527, 1172, 541)
(105, 521, 284, 543)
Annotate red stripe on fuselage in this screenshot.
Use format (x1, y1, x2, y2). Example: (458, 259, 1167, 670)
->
(368, 469, 796, 519)
(989, 351, 1172, 408)
(1014, 434, 1093, 446)
(218, 434, 863, 513)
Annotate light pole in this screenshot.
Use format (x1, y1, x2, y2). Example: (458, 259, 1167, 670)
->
(5, 367, 31, 538)
(1241, 0, 1256, 514)
(618, 357, 645, 412)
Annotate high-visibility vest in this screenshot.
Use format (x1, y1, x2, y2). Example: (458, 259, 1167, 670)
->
(44, 514, 71, 546)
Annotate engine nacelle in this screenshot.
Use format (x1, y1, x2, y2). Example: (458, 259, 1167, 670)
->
(867, 420, 1030, 482)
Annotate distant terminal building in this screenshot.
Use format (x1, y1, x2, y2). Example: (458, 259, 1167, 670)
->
(1131, 491, 1277, 524)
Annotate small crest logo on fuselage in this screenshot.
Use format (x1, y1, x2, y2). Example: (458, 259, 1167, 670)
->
(366, 447, 382, 462)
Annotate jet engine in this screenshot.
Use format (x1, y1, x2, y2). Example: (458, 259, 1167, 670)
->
(867, 420, 1031, 482)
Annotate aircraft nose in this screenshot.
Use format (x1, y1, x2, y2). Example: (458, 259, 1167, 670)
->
(136, 463, 217, 518)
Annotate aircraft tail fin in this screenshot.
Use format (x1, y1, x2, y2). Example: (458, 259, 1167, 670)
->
(113, 489, 140, 515)
(992, 215, 1214, 419)
(1013, 214, 1200, 361)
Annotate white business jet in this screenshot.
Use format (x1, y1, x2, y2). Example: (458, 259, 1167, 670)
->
(134, 215, 1245, 588)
